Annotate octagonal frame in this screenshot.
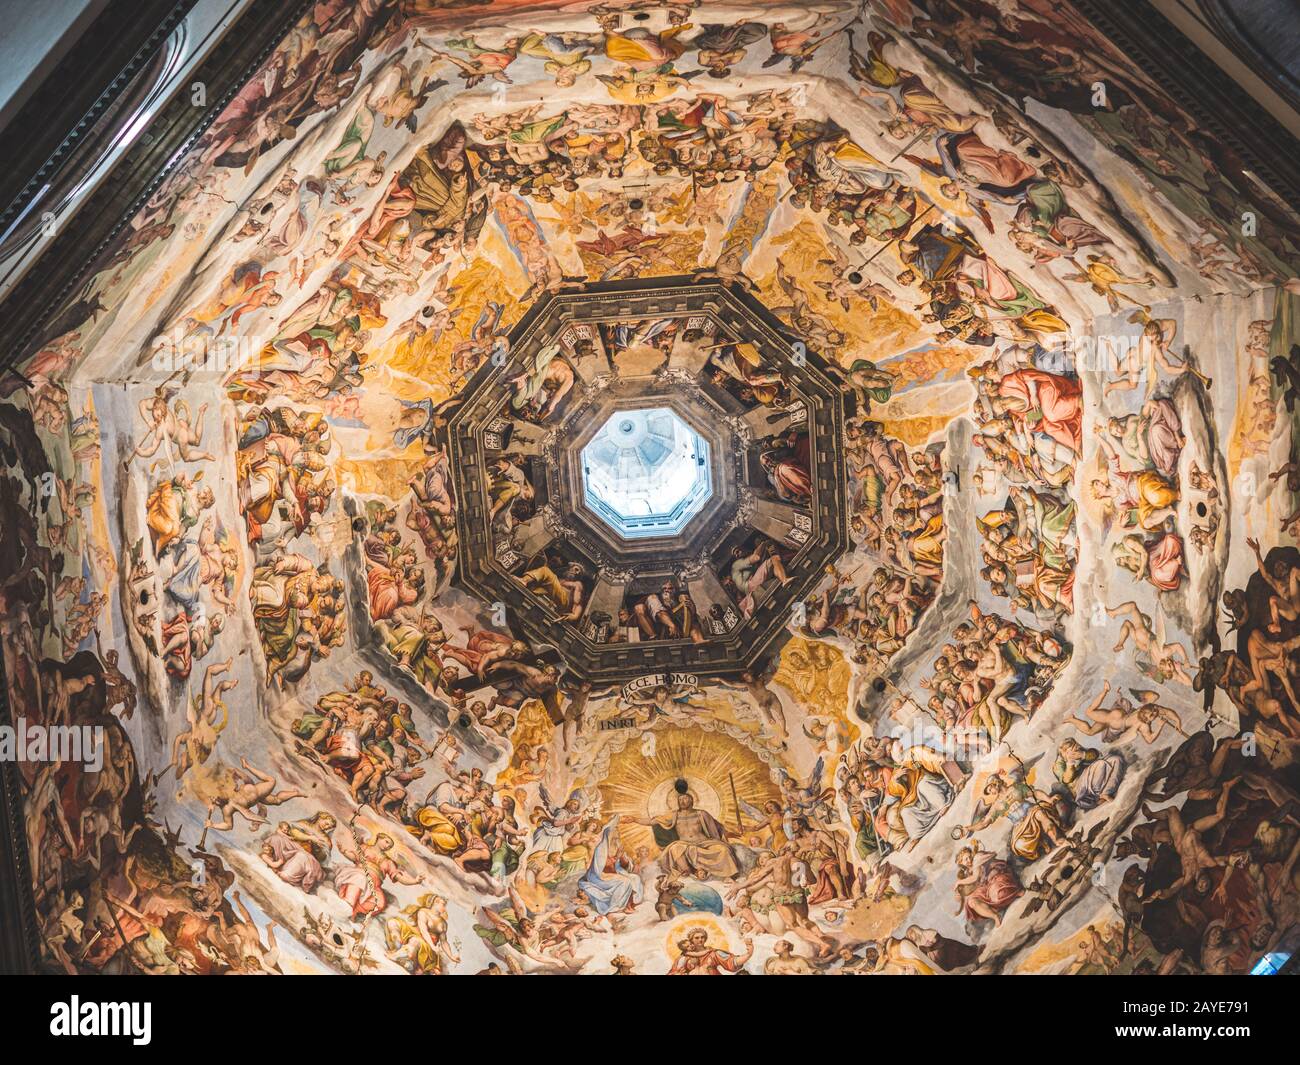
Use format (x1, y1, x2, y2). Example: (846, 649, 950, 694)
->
(443, 275, 850, 685)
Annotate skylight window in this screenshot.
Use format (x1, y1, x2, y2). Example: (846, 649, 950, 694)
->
(581, 407, 712, 539)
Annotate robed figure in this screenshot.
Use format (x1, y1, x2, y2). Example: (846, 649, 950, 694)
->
(634, 793, 740, 880)
(578, 816, 644, 914)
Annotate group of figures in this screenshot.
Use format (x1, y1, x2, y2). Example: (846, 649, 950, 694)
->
(2, 0, 1300, 976)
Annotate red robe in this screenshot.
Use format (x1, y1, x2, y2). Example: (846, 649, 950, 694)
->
(997, 368, 1082, 455)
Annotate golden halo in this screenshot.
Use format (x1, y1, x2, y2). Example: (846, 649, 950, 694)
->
(647, 775, 723, 820)
(664, 916, 732, 961)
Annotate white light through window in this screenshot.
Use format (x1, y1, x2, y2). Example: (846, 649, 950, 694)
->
(581, 408, 712, 539)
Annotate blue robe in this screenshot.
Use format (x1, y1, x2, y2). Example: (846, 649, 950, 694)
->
(579, 820, 644, 915)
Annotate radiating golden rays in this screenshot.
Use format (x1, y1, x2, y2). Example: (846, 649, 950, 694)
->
(876, 414, 956, 448)
(383, 230, 525, 386)
(599, 726, 781, 854)
(1018, 919, 1125, 974)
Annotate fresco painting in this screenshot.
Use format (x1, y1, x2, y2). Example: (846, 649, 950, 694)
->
(3, 0, 1299, 977)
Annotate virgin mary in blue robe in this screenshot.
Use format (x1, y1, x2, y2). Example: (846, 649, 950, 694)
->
(579, 817, 645, 915)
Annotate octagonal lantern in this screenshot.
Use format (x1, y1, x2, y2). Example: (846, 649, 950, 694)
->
(581, 407, 713, 540)
(442, 275, 849, 686)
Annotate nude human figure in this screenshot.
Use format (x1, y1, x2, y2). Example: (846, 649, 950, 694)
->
(716, 665, 788, 739)
(764, 939, 819, 974)
(1239, 626, 1300, 714)
(205, 757, 305, 830)
(1066, 681, 1184, 745)
(128, 393, 214, 468)
(1106, 601, 1193, 683)
(384, 894, 460, 972)
(1267, 447, 1300, 528)
(217, 891, 280, 973)
(1142, 779, 1240, 901)
(728, 844, 835, 957)
(1247, 536, 1300, 634)
(974, 627, 1030, 739)
(170, 658, 236, 786)
(1099, 317, 1207, 395)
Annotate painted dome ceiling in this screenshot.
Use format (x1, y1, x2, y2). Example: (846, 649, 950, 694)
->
(3, 0, 1300, 977)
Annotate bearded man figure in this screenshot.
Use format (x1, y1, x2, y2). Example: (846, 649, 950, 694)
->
(632, 792, 741, 880)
